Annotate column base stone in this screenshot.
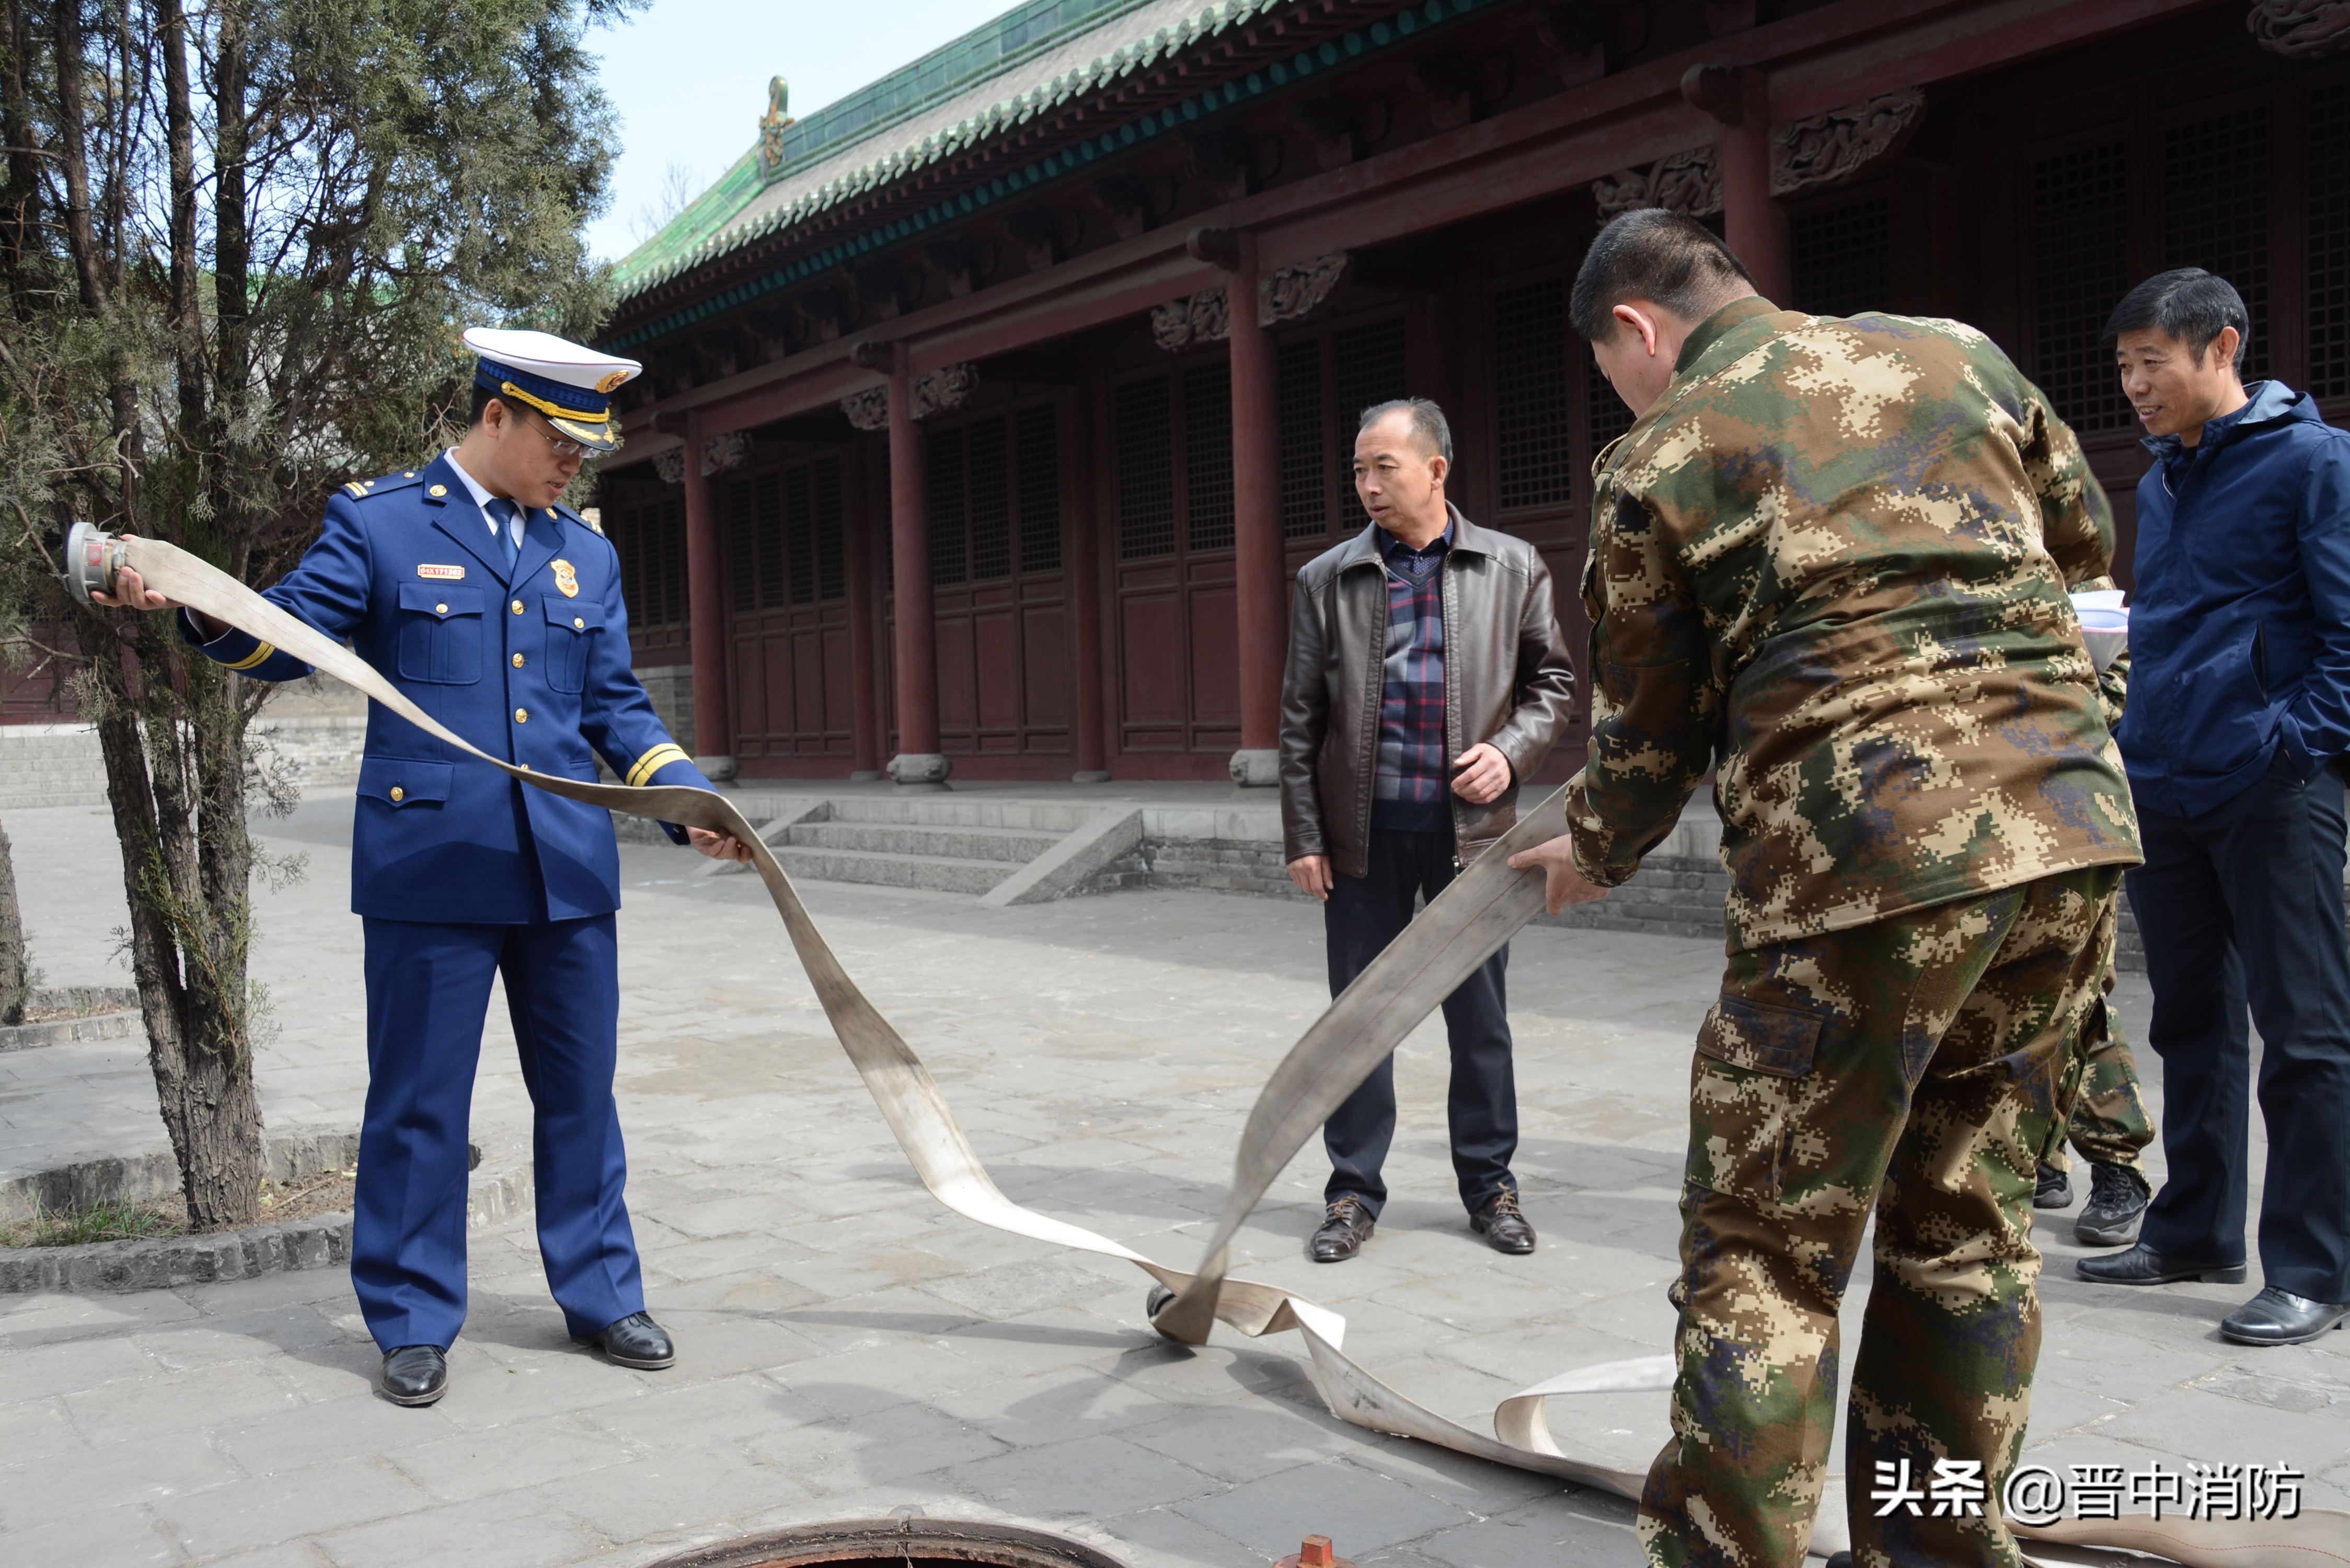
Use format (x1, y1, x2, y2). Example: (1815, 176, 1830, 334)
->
(1072, 770, 1114, 784)
(695, 754, 740, 786)
(886, 752, 953, 790)
(1228, 748, 1280, 788)
(848, 769, 885, 783)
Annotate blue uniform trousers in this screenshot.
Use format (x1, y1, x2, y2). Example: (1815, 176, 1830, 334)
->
(355, 914, 643, 1351)
(1321, 827, 1519, 1218)
(2129, 750, 2350, 1302)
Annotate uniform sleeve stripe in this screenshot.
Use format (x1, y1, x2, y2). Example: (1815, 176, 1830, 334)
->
(626, 743, 690, 788)
(223, 640, 278, 672)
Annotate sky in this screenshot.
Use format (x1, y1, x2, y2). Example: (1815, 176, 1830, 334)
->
(584, 0, 1024, 263)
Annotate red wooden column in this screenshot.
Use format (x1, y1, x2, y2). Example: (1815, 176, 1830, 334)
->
(1709, 66, 1791, 304)
(845, 446, 884, 781)
(679, 416, 736, 782)
(883, 343, 948, 787)
(1198, 227, 1285, 788)
(1066, 392, 1112, 782)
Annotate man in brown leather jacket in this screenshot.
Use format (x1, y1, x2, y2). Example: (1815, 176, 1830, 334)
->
(1279, 398, 1576, 1263)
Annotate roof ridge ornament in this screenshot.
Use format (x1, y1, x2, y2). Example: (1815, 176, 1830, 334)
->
(758, 75, 796, 176)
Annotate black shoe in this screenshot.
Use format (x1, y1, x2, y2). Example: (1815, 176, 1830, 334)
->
(577, 1310, 675, 1368)
(1823, 1555, 1852, 1568)
(1470, 1190, 1537, 1255)
(2033, 1162, 2072, 1210)
(2221, 1287, 2350, 1346)
(2077, 1243, 2246, 1286)
(1309, 1196, 1376, 1263)
(380, 1344, 447, 1406)
(2076, 1162, 2150, 1247)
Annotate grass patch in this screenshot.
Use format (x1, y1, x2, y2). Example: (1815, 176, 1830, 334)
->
(0, 1168, 357, 1248)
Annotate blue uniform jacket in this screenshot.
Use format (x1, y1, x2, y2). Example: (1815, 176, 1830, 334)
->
(2120, 380, 2350, 817)
(185, 451, 710, 923)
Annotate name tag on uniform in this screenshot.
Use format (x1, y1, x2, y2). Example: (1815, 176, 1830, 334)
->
(417, 563, 465, 580)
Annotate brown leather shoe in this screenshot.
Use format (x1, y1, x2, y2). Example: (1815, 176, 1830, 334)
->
(1309, 1196, 1376, 1262)
(1471, 1190, 1537, 1254)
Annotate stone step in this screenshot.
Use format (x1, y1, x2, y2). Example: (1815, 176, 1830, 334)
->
(769, 844, 1012, 895)
(821, 795, 1100, 834)
(781, 820, 1063, 863)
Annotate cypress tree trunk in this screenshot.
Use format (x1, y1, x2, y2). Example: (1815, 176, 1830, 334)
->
(0, 818, 27, 1027)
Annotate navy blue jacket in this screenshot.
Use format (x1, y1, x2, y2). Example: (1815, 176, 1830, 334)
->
(186, 451, 710, 923)
(2119, 381, 2350, 817)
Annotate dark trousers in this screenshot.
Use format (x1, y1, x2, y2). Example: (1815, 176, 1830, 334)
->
(1322, 828, 1518, 1217)
(355, 915, 643, 1351)
(2128, 751, 2350, 1302)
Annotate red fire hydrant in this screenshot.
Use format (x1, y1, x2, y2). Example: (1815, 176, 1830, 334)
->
(1276, 1537, 1356, 1568)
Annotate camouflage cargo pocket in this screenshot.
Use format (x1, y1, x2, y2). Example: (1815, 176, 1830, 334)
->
(1686, 995, 1826, 1206)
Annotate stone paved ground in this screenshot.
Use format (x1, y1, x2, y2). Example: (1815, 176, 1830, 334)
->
(4, 795, 2346, 1568)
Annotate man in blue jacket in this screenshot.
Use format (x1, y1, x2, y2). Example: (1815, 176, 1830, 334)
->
(99, 329, 750, 1403)
(2077, 270, 2350, 1345)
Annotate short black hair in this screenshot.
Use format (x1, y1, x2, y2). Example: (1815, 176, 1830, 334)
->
(468, 381, 498, 425)
(2103, 268, 2250, 374)
(1570, 208, 1757, 343)
(1356, 397, 1453, 467)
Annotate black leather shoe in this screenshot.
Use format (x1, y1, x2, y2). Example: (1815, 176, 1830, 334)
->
(2078, 1243, 2245, 1286)
(1471, 1190, 1537, 1255)
(2076, 1162, 2149, 1247)
(2033, 1162, 2072, 1210)
(2221, 1287, 2350, 1346)
(578, 1310, 675, 1368)
(380, 1344, 447, 1406)
(1309, 1196, 1376, 1263)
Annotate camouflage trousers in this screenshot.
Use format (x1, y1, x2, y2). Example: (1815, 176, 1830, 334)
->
(1639, 866, 2121, 1568)
(2047, 936, 2153, 1175)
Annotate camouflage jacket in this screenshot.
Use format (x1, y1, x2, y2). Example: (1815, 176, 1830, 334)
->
(1563, 298, 2141, 951)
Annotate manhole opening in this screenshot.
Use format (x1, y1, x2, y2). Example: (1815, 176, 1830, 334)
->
(644, 1517, 1128, 1568)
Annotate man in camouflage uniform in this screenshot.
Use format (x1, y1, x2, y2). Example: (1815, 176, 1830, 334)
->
(2036, 606, 2157, 1247)
(1511, 211, 2141, 1568)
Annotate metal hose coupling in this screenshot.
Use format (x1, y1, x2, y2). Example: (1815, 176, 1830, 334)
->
(61, 521, 125, 604)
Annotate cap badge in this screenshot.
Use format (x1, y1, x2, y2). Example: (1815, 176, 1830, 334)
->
(595, 369, 629, 394)
(552, 559, 579, 598)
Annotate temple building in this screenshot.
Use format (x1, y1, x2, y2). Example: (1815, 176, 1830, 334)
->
(574, 0, 2350, 789)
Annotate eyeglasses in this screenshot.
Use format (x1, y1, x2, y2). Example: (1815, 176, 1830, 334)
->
(520, 412, 600, 462)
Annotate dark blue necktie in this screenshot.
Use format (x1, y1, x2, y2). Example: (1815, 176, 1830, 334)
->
(486, 498, 520, 572)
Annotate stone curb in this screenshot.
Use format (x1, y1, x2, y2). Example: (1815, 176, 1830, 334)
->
(0, 986, 140, 1053)
(0, 1131, 534, 1294)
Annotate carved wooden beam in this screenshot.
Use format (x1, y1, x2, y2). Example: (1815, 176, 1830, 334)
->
(2250, 1, 2350, 58)
(837, 363, 977, 431)
(1589, 89, 1925, 218)
(1149, 252, 1352, 351)
(1533, 3, 1609, 87)
(1293, 97, 1357, 171)
(1004, 207, 1076, 273)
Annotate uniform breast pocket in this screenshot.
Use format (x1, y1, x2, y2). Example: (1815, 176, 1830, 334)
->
(542, 597, 603, 693)
(396, 583, 483, 684)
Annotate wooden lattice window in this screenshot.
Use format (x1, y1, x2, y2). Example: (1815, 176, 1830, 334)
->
(1277, 337, 1327, 539)
(752, 469, 785, 608)
(2163, 107, 2271, 381)
(2031, 141, 2135, 434)
(2313, 84, 2350, 400)
(1015, 403, 1061, 573)
(785, 465, 816, 604)
(968, 414, 1013, 580)
(1491, 275, 1574, 511)
(726, 475, 757, 613)
(1116, 376, 1176, 560)
(1793, 197, 1892, 321)
(1333, 316, 1410, 480)
(927, 424, 968, 586)
(814, 454, 846, 601)
(659, 492, 687, 625)
(1183, 363, 1235, 554)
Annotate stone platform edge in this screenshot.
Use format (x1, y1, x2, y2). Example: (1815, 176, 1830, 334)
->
(0, 1127, 533, 1295)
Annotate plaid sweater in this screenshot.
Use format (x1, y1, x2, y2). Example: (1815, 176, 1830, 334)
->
(1372, 525, 1450, 833)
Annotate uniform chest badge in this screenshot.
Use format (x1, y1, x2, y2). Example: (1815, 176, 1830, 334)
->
(552, 559, 580, 598)
(417, 563, 465, 580)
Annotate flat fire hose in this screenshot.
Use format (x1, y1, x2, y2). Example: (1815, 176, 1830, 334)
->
(96, 531, 2348, 1567)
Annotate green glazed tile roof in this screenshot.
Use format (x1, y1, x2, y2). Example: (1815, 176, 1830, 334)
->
(609, 0, 1295, 303)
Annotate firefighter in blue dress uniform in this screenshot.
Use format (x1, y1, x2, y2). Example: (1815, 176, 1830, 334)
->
(99, 328, 750, 1406)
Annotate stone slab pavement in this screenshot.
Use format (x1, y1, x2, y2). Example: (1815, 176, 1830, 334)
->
(3, 796, 2346, 1567)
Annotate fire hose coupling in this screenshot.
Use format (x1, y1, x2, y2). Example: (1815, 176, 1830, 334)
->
(62, 520, 126, 605)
